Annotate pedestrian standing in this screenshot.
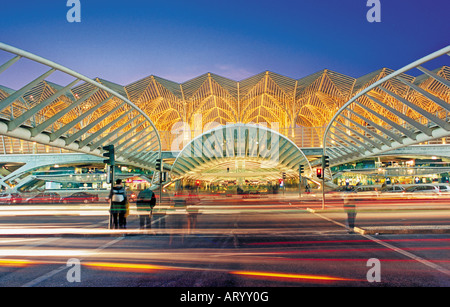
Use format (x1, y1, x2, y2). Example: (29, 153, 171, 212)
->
(343, 186, 357, 233)
(137, 187, 156, 229)
(186, 187, 200, 234)
(109, 179, 127, 229)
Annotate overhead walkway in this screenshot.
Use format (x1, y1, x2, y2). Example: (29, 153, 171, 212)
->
(0, 42, 161, 171)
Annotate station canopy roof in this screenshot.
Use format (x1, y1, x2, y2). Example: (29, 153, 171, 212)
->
(170, 123, 312, 182)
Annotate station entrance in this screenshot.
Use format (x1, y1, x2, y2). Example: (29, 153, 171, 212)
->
(167, 124, 314, 195)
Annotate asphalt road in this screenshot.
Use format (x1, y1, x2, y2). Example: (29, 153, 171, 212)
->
(0, 196, 449, 290)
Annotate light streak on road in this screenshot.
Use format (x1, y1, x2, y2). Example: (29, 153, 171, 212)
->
(83, 262, 175, 273)
(0, 256, 362, 284)
(0, 259, 35, 267)
(230, 270, 360, 282)
(0, 249, 90, 257)
(245, 238, 450, 246)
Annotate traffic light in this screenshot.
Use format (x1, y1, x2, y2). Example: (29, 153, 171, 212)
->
(155, 158, 162, 171)
(196, 180, 200, 186)
(282, 172, 286, 179)
(322, 155, 330, 169)
(102, 145, 115, 165)
(316, 167, 322, 178)
(299, 164, 304, 175)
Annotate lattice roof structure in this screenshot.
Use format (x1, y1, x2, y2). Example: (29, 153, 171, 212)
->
(122, 67, 449, 131)
(0, 41, 449, 171)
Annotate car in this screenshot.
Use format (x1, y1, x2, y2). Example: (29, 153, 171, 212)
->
(327, 185, 356, 194)
(379, 186, 406, 198)
(380, 186, 405, 193)
(331, 185, 355, 192)
(60, 192, 99, 204)
(354, 186, 380, 198)
(438, 185, 450, 193)
(0, 192, 22, 204)
(26, 192, 61, 204)
(404, 185, 440, 198)
(325, 185, 355, 198)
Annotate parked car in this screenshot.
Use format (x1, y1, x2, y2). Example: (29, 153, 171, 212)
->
(404, 185, 440, 198)
(326, 185, 355, 198)
(381, 186, 405, 193)
(26, 192, 61, 204)
(329, 185, 355, 193)
(379, 186, 405, 198)
(60, 192, 99, 204)
(354, 186, 380, 198)
(438, 185, 450, 193)
(0, 192, 22, 204)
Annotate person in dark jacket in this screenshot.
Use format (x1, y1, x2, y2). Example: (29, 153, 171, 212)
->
(108, 179, 128, 229)
(136, 188, 156, 229)
(343, 186, 357, 233)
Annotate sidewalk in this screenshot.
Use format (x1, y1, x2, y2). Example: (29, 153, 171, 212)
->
(307, 207, 450, 235)
(354, 225, 450, 235)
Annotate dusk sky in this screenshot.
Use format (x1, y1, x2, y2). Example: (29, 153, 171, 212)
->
(0, 0, 449, 88)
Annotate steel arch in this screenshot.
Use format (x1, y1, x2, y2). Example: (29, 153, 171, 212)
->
(0, 42, 161, 170)
(323, 46, 450, 168)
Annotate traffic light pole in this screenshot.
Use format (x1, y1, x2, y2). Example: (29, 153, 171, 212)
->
(102, 145, 115, 229)
(299, 165, 303, 200)
(160, 170, 163, 208)
(321, 156, 325, 210)
(155, 158, 162, 207)
(299, 173, 302, 199)
(107, 165, 115, 229)
(322, 174, 325, 209)
(321, 155, 329, 210)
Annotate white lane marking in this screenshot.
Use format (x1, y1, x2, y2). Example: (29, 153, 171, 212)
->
(362, 233, 450, 276)
(308, 209, 450, 277)
(21, 236, 125, 287)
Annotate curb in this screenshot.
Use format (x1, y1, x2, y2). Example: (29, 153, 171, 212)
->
(306, 207, 450, 213)
(306, 207, 450, 235)
(354, 225, 450, 235)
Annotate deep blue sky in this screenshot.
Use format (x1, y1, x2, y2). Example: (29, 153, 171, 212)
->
(0, 0, 449, 88)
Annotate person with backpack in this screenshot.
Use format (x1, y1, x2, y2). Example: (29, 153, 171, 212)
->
(136, 187, 156, 229)
(108, 179, 128, 229)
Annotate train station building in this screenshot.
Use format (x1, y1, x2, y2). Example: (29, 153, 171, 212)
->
(0, 43, 449, 193)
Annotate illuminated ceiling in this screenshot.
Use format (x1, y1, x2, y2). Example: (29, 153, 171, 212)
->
(124, 67, 449, 133)
(171, 123, 311, 181)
